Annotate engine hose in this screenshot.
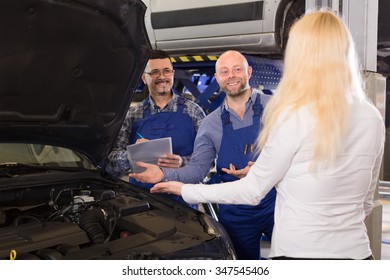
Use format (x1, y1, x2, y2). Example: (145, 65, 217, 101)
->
(79, 207, 107, 243)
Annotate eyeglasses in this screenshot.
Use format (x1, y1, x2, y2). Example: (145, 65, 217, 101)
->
(217, 67, 244, 77)
(144, 68, 174, 78)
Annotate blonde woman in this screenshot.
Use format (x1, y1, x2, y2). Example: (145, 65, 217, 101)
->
(151, 10, 385, 259)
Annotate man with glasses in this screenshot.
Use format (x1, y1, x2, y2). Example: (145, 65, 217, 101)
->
(130, 50, 276, 260)
(106, 50, 205, 205)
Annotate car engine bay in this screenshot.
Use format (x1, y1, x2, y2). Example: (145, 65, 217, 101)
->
(0, 179, 230, 260)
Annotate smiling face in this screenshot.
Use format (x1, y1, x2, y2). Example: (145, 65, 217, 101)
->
(142, 57, 174, 97)
(214, 51, 252, 98)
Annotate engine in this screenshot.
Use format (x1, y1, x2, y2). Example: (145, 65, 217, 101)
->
(0, 184, 189, 260)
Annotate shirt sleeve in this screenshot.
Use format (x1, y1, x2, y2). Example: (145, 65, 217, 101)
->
(364, 123, 385, 217)
(163, 112, 220, 183)
(106, 109, 134, 176)
(185, 100, 206, 133)
(182, 110, 303, 205)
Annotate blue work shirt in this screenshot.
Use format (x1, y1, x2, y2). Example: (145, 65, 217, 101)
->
(163, 88, 271, 183)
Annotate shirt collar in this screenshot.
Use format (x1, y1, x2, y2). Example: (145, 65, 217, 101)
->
(222, 88, 256, 110)
(147, 93, 175, 110)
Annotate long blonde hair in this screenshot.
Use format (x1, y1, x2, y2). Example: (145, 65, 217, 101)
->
(258, 10, 366, 164)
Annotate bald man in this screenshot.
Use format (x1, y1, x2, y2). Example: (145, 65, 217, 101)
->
(130, 50, 276, 260)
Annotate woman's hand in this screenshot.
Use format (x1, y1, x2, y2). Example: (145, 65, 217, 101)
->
(150, 181, 184, 196)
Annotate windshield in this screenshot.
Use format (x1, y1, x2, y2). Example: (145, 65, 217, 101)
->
(0, 144, 94, 169)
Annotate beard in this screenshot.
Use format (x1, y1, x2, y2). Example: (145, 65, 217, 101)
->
(222, 80, 248, 97)
(154, 79, 171, 95)
(156, 89, 170, 95)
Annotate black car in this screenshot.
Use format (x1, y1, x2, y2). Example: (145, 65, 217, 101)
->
(0, 0, 235, 260)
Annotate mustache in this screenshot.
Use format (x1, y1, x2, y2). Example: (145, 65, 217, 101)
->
(155, 79, 170, 83)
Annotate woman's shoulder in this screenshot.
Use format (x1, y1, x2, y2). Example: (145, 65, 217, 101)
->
(351, 97, 383, 120)
(278, 105, 313, 122)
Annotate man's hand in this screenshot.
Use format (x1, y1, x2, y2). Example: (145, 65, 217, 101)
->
(129, 162, 164, 183)
(221, 161, 254, 179)
(151, 181, 184, 196)
(157, 153, 183, 169)
(135, 138, 149, 144)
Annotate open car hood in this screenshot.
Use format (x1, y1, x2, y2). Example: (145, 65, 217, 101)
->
(0, 0, 151, 165)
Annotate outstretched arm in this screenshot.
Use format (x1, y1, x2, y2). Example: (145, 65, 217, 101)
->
(151, 181, 184, 196)
(152, 111, 301, 206)
(129, 162, 164, 183)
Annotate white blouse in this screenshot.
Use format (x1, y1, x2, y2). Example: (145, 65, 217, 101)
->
(182, 98, 385, 259)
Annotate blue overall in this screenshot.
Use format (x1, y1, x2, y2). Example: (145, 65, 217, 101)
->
(210, 94, 276, 260)
(129, 97, 196, 205)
